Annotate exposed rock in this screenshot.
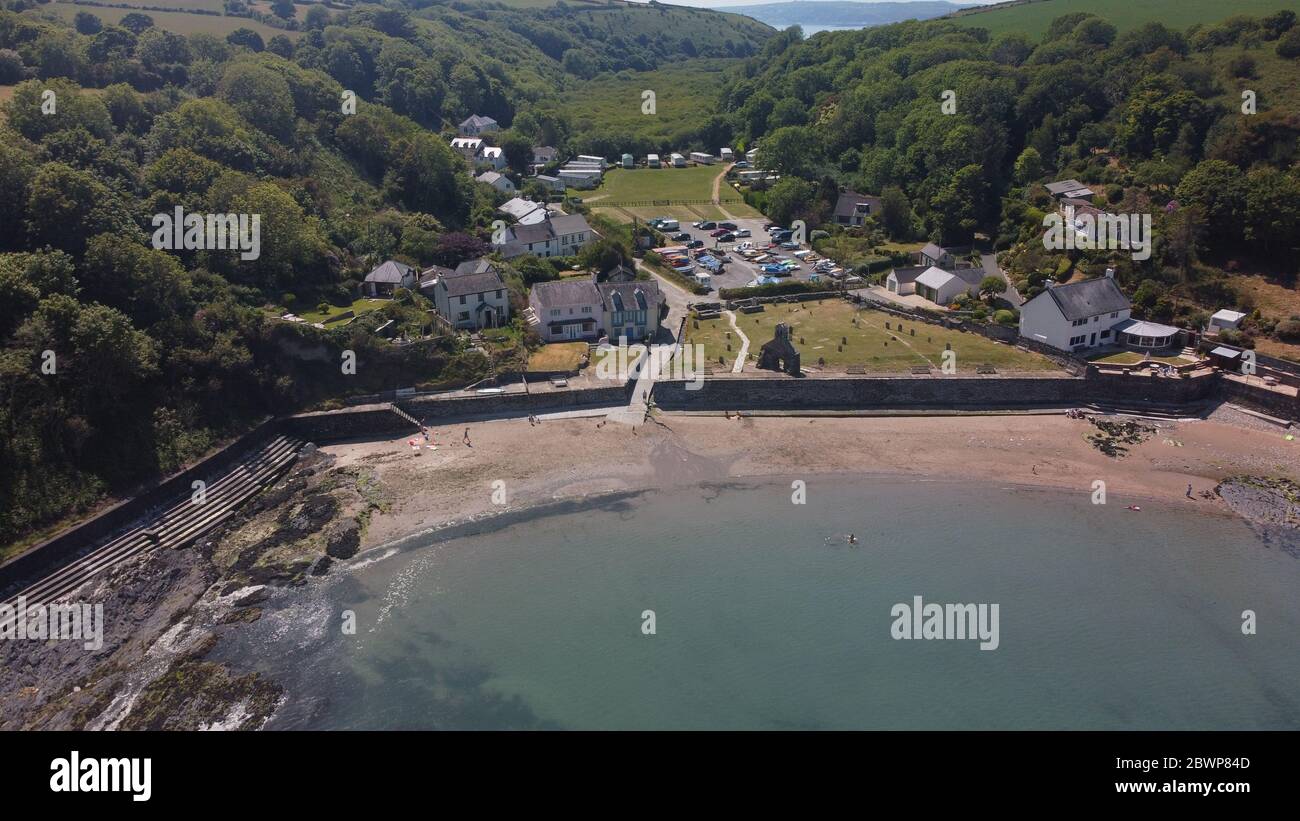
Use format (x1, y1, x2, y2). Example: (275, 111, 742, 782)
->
(324, 519, 361, 559)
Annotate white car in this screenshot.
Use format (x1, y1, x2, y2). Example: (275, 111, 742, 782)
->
(734, 228, 751, 238)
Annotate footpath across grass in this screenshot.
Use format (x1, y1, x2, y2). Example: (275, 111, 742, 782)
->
(687, 299, 1060, 373)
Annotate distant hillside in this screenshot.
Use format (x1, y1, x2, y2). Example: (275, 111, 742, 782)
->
(946, 0, 1300, 38)
(723, 1, 971, 29)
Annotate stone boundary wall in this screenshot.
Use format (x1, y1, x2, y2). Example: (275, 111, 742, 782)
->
(282, 382, 633, 442)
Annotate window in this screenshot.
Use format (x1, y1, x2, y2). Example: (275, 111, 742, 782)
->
(495, 290, 502, 299)
(457, 312, 469, 322)
(478, 294, 485, 303)
(1069, 335, 1086, 346)
(1110, 312, 1118, 318)
(459, 296, 466, 305)
(1072, 318, 1088, 327)
(581, 306, 592, 314)
(550, 309, 560, 317)
(1093, 316, 1099, 323)
(1100, 330, 1111, 339)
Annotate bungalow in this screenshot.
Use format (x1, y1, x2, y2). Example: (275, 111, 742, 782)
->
(1045, 178, 1095, 201)
(833, 189, 882, 227)
(475, 170, 516, 194)
(363, 259, 417, 297)
(451, 137, 483, 163)
(497, 212, 595, 259)
(885, 265, 927, 296)
(1020, 270, 1143, 352)
(913, 265, 984, 306)
(421, 260, 510, 330)
(459, 114, 499, 136)
(528, 275, 663, 342)
(477, 146, 506, 171)
(498, 197, 548, 225)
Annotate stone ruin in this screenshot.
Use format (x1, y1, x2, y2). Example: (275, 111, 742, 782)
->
(757, 323, 801, 376)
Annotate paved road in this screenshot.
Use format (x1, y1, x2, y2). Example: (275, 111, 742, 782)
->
(982, 252, 1022, 307)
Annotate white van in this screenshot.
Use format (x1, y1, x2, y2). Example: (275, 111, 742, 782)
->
(693, 272, 712, 289)
(659, 219, 679, 231)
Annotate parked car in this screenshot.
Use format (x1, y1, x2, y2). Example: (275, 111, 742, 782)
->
(709, 228, 729, 237)
(672, 232, 691, 241)
(686, 239, 704, 249)
(734, 228, 751, 238)
(766, 224, 784, 233)
(780, 241, 799, 250)
(734, 161, 751, 169)
(717, 232, 736, 243)
(697, 221, 717, 230)
(719, 221, 737, 231)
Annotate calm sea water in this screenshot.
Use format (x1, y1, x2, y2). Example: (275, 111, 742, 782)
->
(221, 478, 1300, 730)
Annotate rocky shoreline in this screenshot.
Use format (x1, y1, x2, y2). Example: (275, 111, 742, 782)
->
(0, 447, 389, 730)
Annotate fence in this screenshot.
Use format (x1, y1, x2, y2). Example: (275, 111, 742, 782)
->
(599, 198, 745, 207)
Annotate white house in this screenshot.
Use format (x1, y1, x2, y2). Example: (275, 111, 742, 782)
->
(477, 145, 506, 171)
(362, 260, 416, 297)
(450, 137, 483, 163)
(913, 265, 983, 306)
(918, 242, 956, 269)
(475, 170, 515, 193)
(1019, 271, 1140, 352)
(833, 189, 882, 227)
(1208, 309, 1247, 335)
(497, 212, 595, 259)
(1045, 178, 1095, 201)
(420, 259, 510, 330)
(459, 115, 499, 136)
(532, 145, 558, 166)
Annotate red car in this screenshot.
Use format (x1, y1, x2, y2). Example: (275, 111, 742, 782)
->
(709, 228, 730, 238)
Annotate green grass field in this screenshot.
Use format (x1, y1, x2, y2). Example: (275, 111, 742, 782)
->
(29, 2, 298, 39)
(293, 298, 388, 324)
(949, 0, 1300, 38)
(587, 165, 762, 221)
(687, 299, 1059, 373)
(527, 341, 589, 372)
(560, 58, 736, 143)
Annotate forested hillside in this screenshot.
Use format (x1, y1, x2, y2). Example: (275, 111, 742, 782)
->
(0, 1, 770, 550)
(720, 10, 1300, 352)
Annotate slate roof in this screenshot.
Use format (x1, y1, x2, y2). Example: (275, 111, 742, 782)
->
(364, 260, 414, 283)
(833, 190, 882, 219)
(442, 271, 504, 298)
(1037, 276, 1130, 321)
(531, 279, 602, 310)
(920, 242, 948, 261)
(599, 280, 661, 313)
(889, 265, 927, 284)
(460, 115, 498, 130)
(454, 258, 497, 276)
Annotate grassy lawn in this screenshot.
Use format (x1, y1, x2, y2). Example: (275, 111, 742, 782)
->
(527, 341, 589, 372)
(949, 0, 1294, 38)
(1088, 351, 1194, 366)
(686, 300, 1060, 373)
(294, 298, 388, 324)
(560, 58, 736, 144)
(590, 165, 728, 204)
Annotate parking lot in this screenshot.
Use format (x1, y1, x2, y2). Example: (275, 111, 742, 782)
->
(661, 216, 838, 296)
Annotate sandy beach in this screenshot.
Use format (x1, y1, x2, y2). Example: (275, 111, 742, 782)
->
(326, 408, 1299, 549)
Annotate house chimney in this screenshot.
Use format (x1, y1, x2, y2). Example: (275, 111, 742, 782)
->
(1104, 267, 1115, 279)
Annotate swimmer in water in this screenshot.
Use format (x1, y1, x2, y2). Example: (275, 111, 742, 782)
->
(848, 534, 858, 545)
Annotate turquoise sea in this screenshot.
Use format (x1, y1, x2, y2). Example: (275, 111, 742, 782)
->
(219, 478, 1300, 730)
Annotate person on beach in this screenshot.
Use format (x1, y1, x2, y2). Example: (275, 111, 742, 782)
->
(463, 428, 472, 447)
(1186, 483, 1193, 498)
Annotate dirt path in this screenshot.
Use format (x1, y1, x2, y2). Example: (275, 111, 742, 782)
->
(711, 163, 737, 220)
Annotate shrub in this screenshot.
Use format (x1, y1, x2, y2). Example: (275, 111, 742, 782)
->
(1275, 318, 1300, 342)
(994, 309, 1017, 326)
(1278, 27, 1300, 59)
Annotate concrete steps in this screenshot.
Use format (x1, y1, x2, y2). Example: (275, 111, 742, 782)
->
(2, 435, 304, 613)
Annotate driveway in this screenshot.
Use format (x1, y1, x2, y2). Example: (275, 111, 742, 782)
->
(982, 252, 1022, 307)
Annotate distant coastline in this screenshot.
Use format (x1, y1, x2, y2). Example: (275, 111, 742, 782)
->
(721, 1, 977, 30)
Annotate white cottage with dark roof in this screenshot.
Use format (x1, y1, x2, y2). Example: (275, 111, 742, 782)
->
(527, 275, 662, 342)
(420, 259, 510, 330)
(1019, 270, 1154, 352)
